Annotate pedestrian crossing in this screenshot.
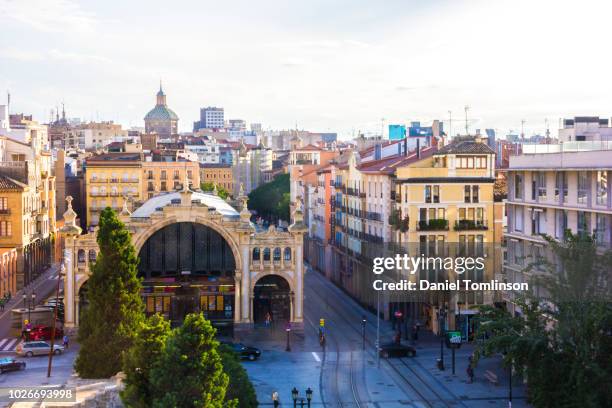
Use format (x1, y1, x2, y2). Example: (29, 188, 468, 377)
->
(0, 338, 20, 352)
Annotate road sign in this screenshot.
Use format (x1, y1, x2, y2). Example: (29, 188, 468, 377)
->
(319, 318, 325, 327)
(445, 331, 462, 349)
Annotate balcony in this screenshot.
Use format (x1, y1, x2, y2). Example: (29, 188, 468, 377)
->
(454, 220, 488, 231)
(90, 179, 108, 183)
(417, 219, 449, 231)
(0, 209, 10, 215)
(363, 233, 384, 244)
(90, 192, 108, 197)
(365, 212, 382, 222)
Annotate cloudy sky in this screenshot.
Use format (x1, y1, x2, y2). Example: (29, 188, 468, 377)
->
(1, 0, 611, 138)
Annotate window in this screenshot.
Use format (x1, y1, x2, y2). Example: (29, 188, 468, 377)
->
(514, 174, 524, 199)
(174, 170, 180, 180)
(577, 211, 590, 237)
(555, 172, 567, 203)
(577, 171, 588, 204)
(273, 247, 281, 261)
(263, 248, 271, 261)
(537, 172, 547, 200)
(147, 170, 153, 180)
(596, 171, 608, 206)
(425, 186, 432, 203)
(284, 247, 292, 261)
(0, 221, 11, 237)
(472, 186, 479, 203)
(161, 170, 167, 180)
(531, 210, 542, 235)
(595, 214, 608, 245)
(464, 185, 471, 203)
(514, 207, 523, 232)
(433, 186, 440, 203)
(161, 181, 167, 191)
(0, 197, 7, 211)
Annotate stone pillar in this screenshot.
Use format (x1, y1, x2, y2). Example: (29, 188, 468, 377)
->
(233, 272, 242, 323)
(241, 244, 250, 323)
(63, 245, 76, 328)
(295, 243, 303, 321)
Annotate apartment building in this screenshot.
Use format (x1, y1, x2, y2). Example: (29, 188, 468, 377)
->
(63, 121, 128, 150)
(199, 163, 234, 193)
(393, 137, 502, 338)
(85, 153, 142, 226)
(504, 141, 612, 315)
(142, 154, 200, 200)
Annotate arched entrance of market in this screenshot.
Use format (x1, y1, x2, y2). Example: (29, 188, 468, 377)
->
(137, 222, 236, 331)
(253, 275, 291, 326)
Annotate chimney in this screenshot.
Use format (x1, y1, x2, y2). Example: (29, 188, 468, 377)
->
(416, 138, 421, 159)
(403, 137, 408, 156)
(374, 144, 382, 160)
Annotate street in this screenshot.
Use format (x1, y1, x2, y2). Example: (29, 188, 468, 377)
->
(240, 266, 530, 407)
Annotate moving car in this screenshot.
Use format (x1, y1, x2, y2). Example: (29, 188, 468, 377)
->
(221, 342, 261, 361)
(28, 326, 64, 341)
(15, 341, 64, 357)
(0, 358, 25, 373)
(379, 343, 417, 358)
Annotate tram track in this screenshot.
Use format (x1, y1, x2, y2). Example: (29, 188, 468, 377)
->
(305, 268, 467, 408)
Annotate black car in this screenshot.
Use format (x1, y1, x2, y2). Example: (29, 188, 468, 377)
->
(222, 342, 261, 361)
(0, 358, 25, 373)
(379, 343, 417, 358)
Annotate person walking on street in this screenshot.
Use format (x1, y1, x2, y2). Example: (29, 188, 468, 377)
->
(63, 334, 69, 349)
(467, 356, 475, 383)
(0, 297, 4, 312)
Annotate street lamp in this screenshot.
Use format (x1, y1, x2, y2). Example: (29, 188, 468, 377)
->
(291, 387, 298, 407)
(437, 304, 447, 370)
(361, 316, 366, 350)
(285, 322, 292, 352)
(305, 387, 313, 407)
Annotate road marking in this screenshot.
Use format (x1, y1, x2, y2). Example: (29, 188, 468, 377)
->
(311, 352, 321, 362)
(0, 338, 18, 351)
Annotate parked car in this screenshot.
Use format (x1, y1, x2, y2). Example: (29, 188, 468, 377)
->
(221, 342, 261, 361)
(379, 343, 417, 358)
(0, 357, 25, 373)
(15, 341, 64, 357)
(29, 326, 64, 341)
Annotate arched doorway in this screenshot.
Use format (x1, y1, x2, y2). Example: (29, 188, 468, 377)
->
(253, 275, 291, 326)
(137, 222, 236, 332)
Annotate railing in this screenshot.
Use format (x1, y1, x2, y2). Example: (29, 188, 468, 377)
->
(454, 220, 488, 231)
(89, 192, 108, 197)
(522, 140, 612, 154)
(90, 179, 108, 183)
(121, 178, 140, 183)
(417, 219, 449, 231)
(365, 212, 382, 221)
(295, 159, 314, 165)
(363, 233, 384, 244)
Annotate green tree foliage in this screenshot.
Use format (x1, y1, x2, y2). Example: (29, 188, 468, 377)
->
(201, 182, 230, 200)
(219, 345, 259, 408)
(149, 313, 233, 408)
(475, 232, 612, 408)
(121, 314, 171, 408)
(248, 173, 290, 222)
(75, 208, 144, 378)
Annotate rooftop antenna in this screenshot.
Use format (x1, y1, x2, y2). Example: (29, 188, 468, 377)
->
(545, 118, 550, 139)
(464, 105, 470, 135)
(520, 119, 526, 140)
(6, 91, 10, 113)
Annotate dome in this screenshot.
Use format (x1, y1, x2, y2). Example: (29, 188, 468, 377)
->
(131, 191, 239, 219)
(144, 105, 179, 121)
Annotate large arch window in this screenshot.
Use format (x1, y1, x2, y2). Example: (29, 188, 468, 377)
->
(284, 247, 292, 261)
(138, 222, 236, 279)
(252, 248, 260, 261)
(88, 250, 97, 262)
(77, 249, 86, 263)
(263, 248, 271, 262)
(273, 247, 281, 261)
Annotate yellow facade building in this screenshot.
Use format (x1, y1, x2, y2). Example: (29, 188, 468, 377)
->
(142, 159, 200, 200)
(199, 163, 234, 194)
(393, 137, 503, 338)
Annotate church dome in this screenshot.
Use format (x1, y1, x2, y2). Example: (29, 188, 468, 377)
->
(144, 105, 179, 121)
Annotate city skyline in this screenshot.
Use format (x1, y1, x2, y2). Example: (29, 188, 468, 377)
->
(2, 0, 612, 138)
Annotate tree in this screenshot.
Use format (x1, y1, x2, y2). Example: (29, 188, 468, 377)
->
(201, 182, 230, 200)
(219, 345, 258, 407)
(475, 231, 612, 408)
(121, 314, 171, 408)
(149, 313, 233, 408)
(75, 208, 144, 378)
(248, 173, 290, 222)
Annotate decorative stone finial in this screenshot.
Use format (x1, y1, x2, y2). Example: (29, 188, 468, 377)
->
(213, 183, 218, 196)
(60, 196, 82, 236)
(239, 183, 245, 198)
(120, 197, 131, 217)
(289, 196, 307, 233)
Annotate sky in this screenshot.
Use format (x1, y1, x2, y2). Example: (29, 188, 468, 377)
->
(1, 0, 612, 139)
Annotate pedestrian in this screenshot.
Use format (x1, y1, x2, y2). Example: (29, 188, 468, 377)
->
(467, 363, 474, 383)
(63, 334, 69, 349)
(0, 297, 4, 312)
(264, 312, 272, 327)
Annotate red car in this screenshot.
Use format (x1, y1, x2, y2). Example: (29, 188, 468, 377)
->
(28, 326, 63, 341)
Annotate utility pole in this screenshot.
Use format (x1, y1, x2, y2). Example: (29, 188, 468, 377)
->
(520, 119, 526, 140)
(464, 106, 470, 135)
(47, 263, 64, 377)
